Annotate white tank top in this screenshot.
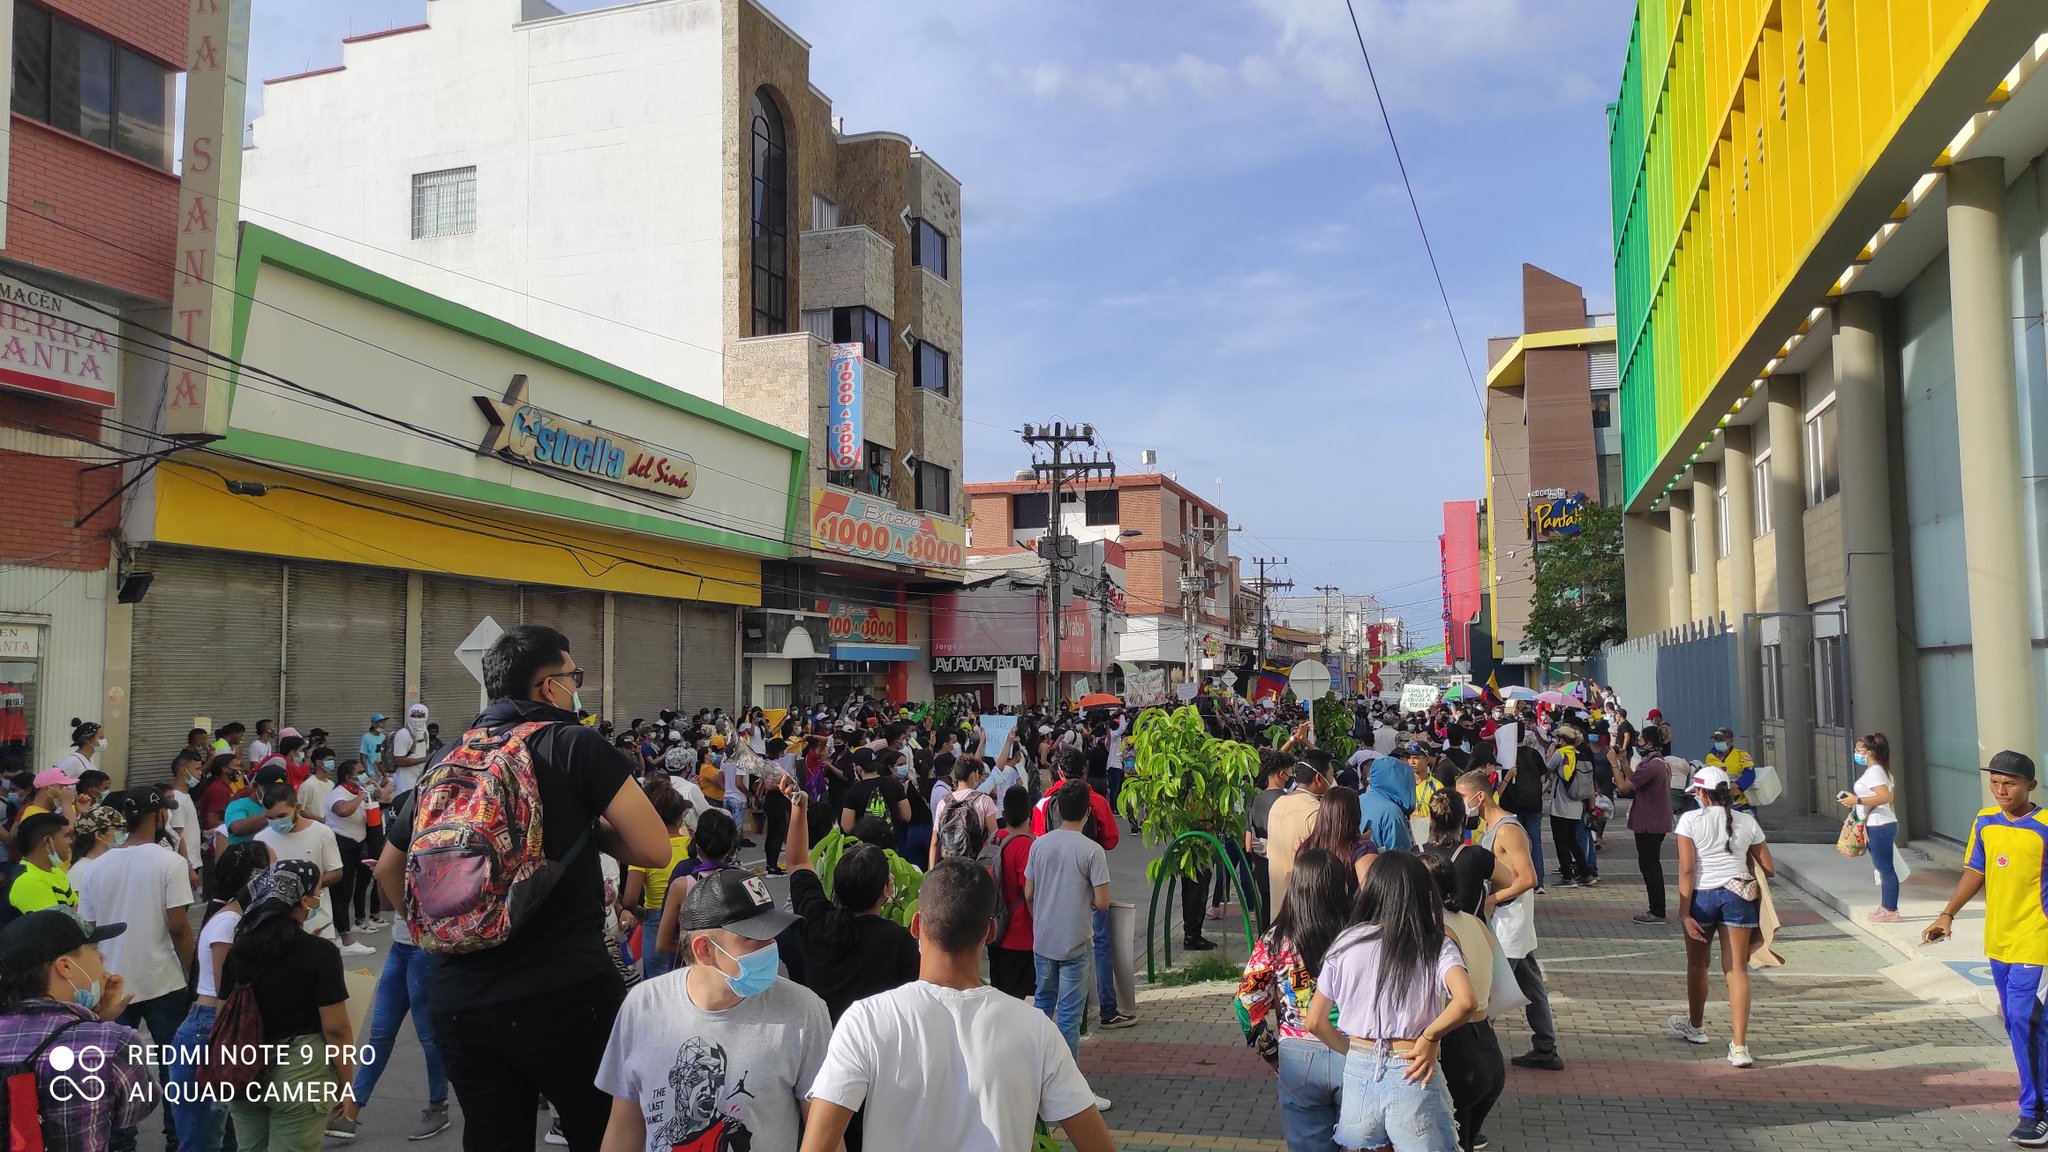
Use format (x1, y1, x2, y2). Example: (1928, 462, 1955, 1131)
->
(1479, 817, 1538, 959)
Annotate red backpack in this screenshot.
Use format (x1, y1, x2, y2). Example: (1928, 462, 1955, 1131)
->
(3, 1015, 88, 1152)
(404, 721, 588, 955)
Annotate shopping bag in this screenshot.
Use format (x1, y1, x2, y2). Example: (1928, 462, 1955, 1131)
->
(1485, 923, 1529, 1015)
(1746, 763, 1782, 806)
(1836, 810, 1869, 858)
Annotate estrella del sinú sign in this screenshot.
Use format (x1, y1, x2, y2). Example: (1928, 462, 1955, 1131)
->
(829, 343, 863, 470)
(475, 374, 695, 499)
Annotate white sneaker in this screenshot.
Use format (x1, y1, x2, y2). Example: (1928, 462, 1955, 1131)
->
(339, 941, 377, 957)
(1667, 1015, 1708, 1044)
(355, 919, 385, 933)
(1727, 1043, 1754, 1068)
(1092, 1094, 1112, 1113)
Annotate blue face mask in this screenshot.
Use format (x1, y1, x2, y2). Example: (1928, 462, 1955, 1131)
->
(1712, 741, 1730, 754)
(185, 775, 200, 789)
(321, 758, 336, 772)
(114, 831, 128, 847)
(267, 815, 295, 835)
(62, 963, 101, 1012)
(713, 940, 780, 998)
(894, 764, 911, 780)
(1853, 752, 1869, 766)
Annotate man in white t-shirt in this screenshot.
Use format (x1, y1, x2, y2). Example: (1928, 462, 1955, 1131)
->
(389, 702, 433, 802)
(255, 782, 372, 956)
(802, 858, 1114, 1152)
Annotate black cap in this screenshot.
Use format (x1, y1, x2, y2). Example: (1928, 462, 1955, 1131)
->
(252, 764, 289, 790)
(1985, 750, 2038, 783)
(678, 871, 798, 941)
(108, 785, 167, 821)
(0, 908, 126, 971)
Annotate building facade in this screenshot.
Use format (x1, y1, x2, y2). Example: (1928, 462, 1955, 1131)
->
(1608, 0, 2048, 839)
(0, 0, 182, 776)
(239, 0, 967, 710)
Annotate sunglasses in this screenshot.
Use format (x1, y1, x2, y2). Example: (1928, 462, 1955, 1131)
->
(539, 668, 587, 689)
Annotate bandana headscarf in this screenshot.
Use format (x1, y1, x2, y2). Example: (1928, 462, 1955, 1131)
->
(236, 859, 321, 933)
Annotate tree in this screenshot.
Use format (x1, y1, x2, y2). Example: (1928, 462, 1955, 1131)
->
(1524, 501, 1627, 668)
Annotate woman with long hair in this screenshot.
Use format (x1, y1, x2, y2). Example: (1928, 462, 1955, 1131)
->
(1671, 765, 1774, 1067)
(1840, 732, 1901, 921)
(654, 806, 741, 963)
(165, 840, 272, 1152)
(1299, 786, 1376, 884)
(1306, 852, 1477, 1151)
(1239, 850, 1360, 1151)
(1421, 848, 1507, 1152)
(1421, 790, 1511, 925)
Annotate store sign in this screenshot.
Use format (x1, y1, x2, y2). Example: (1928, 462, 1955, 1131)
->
(477, 374, 695, 498)
(0, 624, 38, 659)
(934, 654, 1039, 673)
(811, 487, 966, 570)
(0, 276, 121, 408)
(814, 600, 899, 643)
(828, 343, 863, 470)
(1528, 489, 1589, 539)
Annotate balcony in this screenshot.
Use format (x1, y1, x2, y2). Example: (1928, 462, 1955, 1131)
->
(800, 226, 895, 315)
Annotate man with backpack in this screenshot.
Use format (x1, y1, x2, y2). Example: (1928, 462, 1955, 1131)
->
(930, 757, 998, 868)
(0, 908, 156, 1152)
(373, 624, 671, 1152)
(840, 749, 909, 837)
(987, 786, 1038, 1000)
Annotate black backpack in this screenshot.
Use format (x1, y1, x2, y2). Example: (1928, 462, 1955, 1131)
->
(1501, 747, 1545, 812)
(989, 830, 1034, 942)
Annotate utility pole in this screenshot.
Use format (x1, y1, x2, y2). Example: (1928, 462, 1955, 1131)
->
(1246, 557, 1293, 687)
(1022, 421, 1114, 706)
(1315, 584, 1341, 691)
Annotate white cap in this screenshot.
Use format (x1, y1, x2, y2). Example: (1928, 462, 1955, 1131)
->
(1690, 764, 1731, 793)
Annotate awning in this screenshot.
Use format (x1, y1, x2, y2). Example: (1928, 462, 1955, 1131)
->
(831, 644, 921, 663)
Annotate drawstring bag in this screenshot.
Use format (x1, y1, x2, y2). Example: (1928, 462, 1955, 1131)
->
(1836, 808, 1869, 858)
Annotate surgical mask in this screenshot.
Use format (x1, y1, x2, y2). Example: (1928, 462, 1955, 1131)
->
(61, 964, 101, 1012)
(1853, 752, 1869, 767)
(713, 940, 780, 998)
(185, 775, 200, 789)
(894, 764, 911, 779)
(571, 691, 584, 713)
(321, 758, 336, 772)
(114, 831, 129, 847)
(267, 815, 295, 834)
(1712, 741, 1730, 754)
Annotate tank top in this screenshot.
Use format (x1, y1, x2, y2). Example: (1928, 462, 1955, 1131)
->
(1477, 817, 1537, 959)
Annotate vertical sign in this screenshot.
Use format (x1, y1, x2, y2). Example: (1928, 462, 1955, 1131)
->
(162, 0, 253, 439)
(828, 342, 863, 470)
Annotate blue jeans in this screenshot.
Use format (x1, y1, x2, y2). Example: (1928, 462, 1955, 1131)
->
(724, 792, 748, 833)
(640, 908, 674, 978)
(1033, 952, 1089, 1059)
(1277, 1037, 1345, 1152)
(117, 987, 189, 1150)
(1335, 1044, 1458, 1151)
(1993, 960, 2048, 1119)
(353, 942, 449, 1108)
(1867, 821, 1901, 911)
(1092, 907, 1119, 1019)
(167, 1003, 227, 1152)
(1578, 820, 1599, 876)
(1510, 810, 1545, 888)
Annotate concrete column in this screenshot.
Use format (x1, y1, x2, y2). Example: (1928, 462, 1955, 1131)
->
(1833, 292, 1907, 789)
(1947, 156, 2038, 772)
(403, 571, 423, 706)
(1766, 375, 1816, 808)
(1666, 491, 1693, 627)
(1691, 463, 1722, 627)
(1723, 426, 1759, 747)
(1624, 509, 1672, 636)
(601, 592, 618, 722)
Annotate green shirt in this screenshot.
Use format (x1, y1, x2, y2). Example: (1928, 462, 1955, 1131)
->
(9, 860, 76, 913)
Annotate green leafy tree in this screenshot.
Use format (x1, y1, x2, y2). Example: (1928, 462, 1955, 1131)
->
(1524, 500, 1627, 668)
(1116, 706, 1259, 882)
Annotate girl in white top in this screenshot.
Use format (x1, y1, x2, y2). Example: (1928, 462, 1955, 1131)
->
(1672, 764, 1775, 1068)
(1839, 732, 1901, 921)
(164, 839, 272, 1152)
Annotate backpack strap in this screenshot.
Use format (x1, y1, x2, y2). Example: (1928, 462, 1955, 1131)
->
(15, 1012, 93, 1070)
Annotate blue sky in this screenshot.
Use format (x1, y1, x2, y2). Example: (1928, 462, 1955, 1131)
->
(247, 0, 1636, 632)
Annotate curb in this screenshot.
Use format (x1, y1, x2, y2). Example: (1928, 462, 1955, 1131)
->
(1772, 853, 2001, 1016)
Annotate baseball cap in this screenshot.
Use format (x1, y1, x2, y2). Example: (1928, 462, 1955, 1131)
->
(369, 713, 387, 724)
(0, 908, 127, 971)
(1985, 749, 2039, 783)
(32, 765, 79, 789)
(679, 871, 799, 941)
(251, 764, 290, 790)
(278, 727, 302, 740)
(107, 786, 168, 821)
(1646, 709, 1665, 723)
(1690, 765, 1732, 792)
(72, 805, 125, 841)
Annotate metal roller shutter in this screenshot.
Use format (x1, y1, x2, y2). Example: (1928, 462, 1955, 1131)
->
(681, 604, 737, 713)
(283, 562, 405, 747)
(521, 588, 604, 707)
(421, 577, 519, 727)
(128, 548, 283, 776)
(612, 595, 680, 724)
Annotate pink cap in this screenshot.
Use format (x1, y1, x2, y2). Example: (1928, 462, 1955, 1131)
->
(32, 766, 78, 789)
(278, 727, 302, 740)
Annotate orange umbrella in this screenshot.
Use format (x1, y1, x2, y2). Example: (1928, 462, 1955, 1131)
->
(1078, 693, 1122, 709)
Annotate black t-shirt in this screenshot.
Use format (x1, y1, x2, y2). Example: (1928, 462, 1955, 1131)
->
(221, 929, 348, 1042)
(388, 699, 633, 1012)
(789, 869, 918, 1021)
(1248, 786, 1285, 842)
(1449, 843, 1498, 918)
(842, 775, 907, 831)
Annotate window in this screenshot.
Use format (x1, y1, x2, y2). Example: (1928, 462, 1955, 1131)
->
(1716, 488, 1730, 557)
(812, 194, 839, 230)
(826, 441, 890, 497)
(1761, 643, 1784, 721)
(1752, 452, 1773, 535)
(1804, 397, 1839, 506)
(1814, 633, 1846, 728)
(800, 309, 832, 342)
(830, 307, 893, 370)
(1011, 492, 1050, 530)
(1084, 489, 1119, 526)
(913, 341, 950, 396)
(916, 462, 952, 515)
(11, 2, 172, 169)
(1597, 454, 1623, 507)
(411, 167, 476, 239)
(911, 218, 950, 279)
(750, 88, 790, 335)
(1591, 392, 1613, 428)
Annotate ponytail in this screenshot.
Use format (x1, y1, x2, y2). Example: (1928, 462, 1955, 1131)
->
(1709, 782, 1736, 849)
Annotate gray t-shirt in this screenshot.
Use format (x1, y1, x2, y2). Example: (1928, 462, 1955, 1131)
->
(1023, 828, 1109, 962)
(595, 973, 833, 1152)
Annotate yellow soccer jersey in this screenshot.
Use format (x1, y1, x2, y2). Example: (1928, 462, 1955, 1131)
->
(1966, 805, 2048, 966)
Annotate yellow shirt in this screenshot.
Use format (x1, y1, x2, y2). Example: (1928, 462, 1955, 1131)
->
(17, 804, 49, 821)
(630, 834, 693, 911)
(8, 860, 76, 913)
(698, 765, 725, 803)
(1706, 748, 1754, 805)
(1967, 805, 2048, 965)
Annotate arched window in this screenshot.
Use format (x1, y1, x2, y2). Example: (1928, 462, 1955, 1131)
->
(750, 88, 789, 336)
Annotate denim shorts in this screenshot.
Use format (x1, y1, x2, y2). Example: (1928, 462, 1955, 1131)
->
(1689, 886, 1761, 930)
(1335, 1042, 1460, 1152)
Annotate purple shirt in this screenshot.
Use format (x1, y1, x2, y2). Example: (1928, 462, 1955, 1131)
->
(1317, 926, 1466, 1041)
(0, 1000, 157, 1152)
(1627, 757, 1675, 834)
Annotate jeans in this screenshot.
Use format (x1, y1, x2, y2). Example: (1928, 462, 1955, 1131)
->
(1868, 821, 1901, 911)
(1276, 1037, 1345, 1152)
(1033, 952, 1089, 1059)
(1577, 820, 1599, 876)
(1993, 960, 2048, 1118)
(1549, 816, 1588, 882)
(1509, 809, 1545, 888)
(1510, 954, 1559, 1057)
(435, 975, 624, 1152)
(167, 1003, 227, 1152)
(723, 792, 747, 835)
(639, 907, 673, 978)
(353, 942, 448, 1109)
(1635, 832, 1667, 918)
(118, 986, 190, 1150)
(1334, 1045, 1458, 1152)
(1092, 906, 1120, 1019)
(1441, 1020, 1505, 1149)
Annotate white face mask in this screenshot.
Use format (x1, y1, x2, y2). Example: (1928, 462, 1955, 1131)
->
(407, 715, 428, 737)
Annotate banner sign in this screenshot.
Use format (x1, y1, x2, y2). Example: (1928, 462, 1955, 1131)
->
(477, 375, 694, 498)
(977, 714, 1018, 756)
(1363, 642, 1447, 664)
(829, 343, 863, 470)
(1528, 489, 1589, 539)
(811, 487, 966, 570)
(1400, 683, 1442, 711)
(0, 276, 120, 407)
(814, 600, 898, 643)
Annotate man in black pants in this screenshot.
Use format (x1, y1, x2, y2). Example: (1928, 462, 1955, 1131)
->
(375, 624, 671, 1152)
(760, 737, 793, 875)
(1610, 722, 1675, 924)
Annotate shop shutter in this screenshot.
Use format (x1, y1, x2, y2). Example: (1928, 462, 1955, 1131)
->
(421, 577, 519, 728)
(128, 548, 283, 777)
(522, 588, 605, 710)
(283, 562, 405, 748)
(681, 604, 737, 713)
(612, 595, 681, 724)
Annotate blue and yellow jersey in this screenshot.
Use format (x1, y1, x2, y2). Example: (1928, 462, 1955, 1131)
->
(1966, 805, 2048, 966)
(1416, 774, 1445, 814)
(1706, 748, 1755, 806)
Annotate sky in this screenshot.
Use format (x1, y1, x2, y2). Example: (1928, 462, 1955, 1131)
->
(244, 0, 1638, 633)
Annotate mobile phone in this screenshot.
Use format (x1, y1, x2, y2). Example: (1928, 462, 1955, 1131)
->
(1836, 790, 1854, 801)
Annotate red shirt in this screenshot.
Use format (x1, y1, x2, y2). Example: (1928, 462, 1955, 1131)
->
(1029, 782, 1119, 850)
(995, 828, 1035, 950)
(195, 777, 232, 824)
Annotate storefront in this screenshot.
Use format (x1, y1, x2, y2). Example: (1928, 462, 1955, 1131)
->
(112, 226, 804, 774)
(931, 583, 1044, 710)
